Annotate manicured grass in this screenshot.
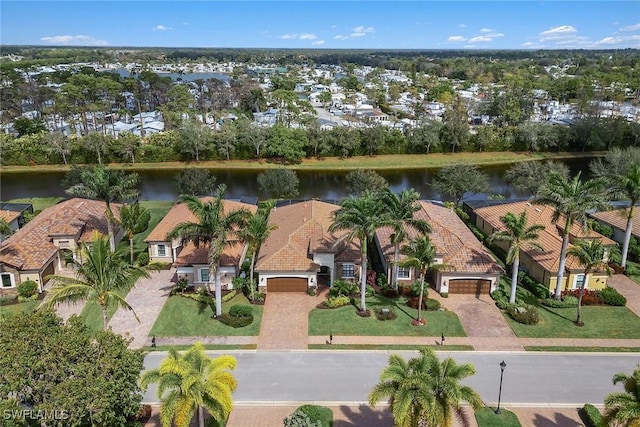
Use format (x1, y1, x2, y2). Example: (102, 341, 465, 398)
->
(308, 295, 466, 337)
(80, 288, 128, 332)
(0, 152, 603, 173)
(6, 197, 64, 212)
(501, 283, 640, 339)
(624, 260, 640, 285)
(475, 407, 522, 427)
(308, 344, 474, 351)
(525, 346, 640, 352)
(150, 293, 263, 337)
(143, 344, 257, 351)
(0, 299, 41, 317)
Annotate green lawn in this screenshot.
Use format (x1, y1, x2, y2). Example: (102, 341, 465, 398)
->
(475, 407, 522, 427)
(525, 346, 640, 352)
(624, 260, 640, 285)
(309, 344, 474, 351)
(150, 293, 263, 337)
(501, 282, 640, 339)
(0, 298, 41, 317)
(6, 197, 64, 212)
(80, 289, 128, 332)
(308, 296, 466, 337)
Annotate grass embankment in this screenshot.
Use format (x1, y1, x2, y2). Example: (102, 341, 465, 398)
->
(525, 346, 640, 352)
(308, 295, 466, 337)
(143, 344, 257, 351)
(308, 344, 474, 351)
(475, 407, 522, 427)
(4, 197, 64, 212)
(0, 151, 603, 173)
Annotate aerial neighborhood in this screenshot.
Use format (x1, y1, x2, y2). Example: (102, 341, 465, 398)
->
(1, 43, 640, 427)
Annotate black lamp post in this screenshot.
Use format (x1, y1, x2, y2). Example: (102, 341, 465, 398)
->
(495, 360, 507, 414)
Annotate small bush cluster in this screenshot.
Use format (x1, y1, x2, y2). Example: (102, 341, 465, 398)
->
(541, 295, 579, 308)
(296, 405, 333, 427)
(561, 289, 604, 305)
(519, 273, 550, 299)
(219, 304, 253, 328)
(320, 295, 351, 309)
(579, 403, 602, 427)
(374, 307, 397, 321)
(17, 280, 38, 302)
(229, 304, 252, 317)
(329, 280, 357, 297)
(598, 287, 627, 306)
(283, 410, 321, 427)
(507, 304, 540, 325)
(424, 298, 441, 311)
(440, 292, 449, 298)
(624, 263, 640, 277)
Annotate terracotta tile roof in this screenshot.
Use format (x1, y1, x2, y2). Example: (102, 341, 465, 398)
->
(0, 198, 119, 271)
(255, 200, 360, 272)
(474, 201, 616, 274)
(0, 210, 20, 224)
(376, 201, 503, 275)
(174, 241, 245, 268)
(145, 198, 257, 242)
(590, 208, 640, 239)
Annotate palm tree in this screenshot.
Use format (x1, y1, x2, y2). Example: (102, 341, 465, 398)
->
(567, 239, 612, 326)
(488, 211, 545, 304)
(65, 165, 140, 251)
(533, 171, 610, 299)
(167, 185, 251, 317)
(400, 235, 454, 324)
(0, 218, 12, 241)
(118, 201, 151, 264)
(369, 347, 482, 427)
(380, 188, 431, 289)
(603, 366, 640, 427)
(239, 205, 278, 301)
(40, 234, 155, 330)
(140, 343, 237, 427)
(329, 192, 389, 312)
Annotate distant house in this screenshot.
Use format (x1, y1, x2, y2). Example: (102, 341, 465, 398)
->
(375, 201, 503, 295)
(254, 200, 360, 293)
(0, 199, 122, 293)
(473, 200, 616, 291)
(144, 198, 257, 289)
(589, 208, 639, 247)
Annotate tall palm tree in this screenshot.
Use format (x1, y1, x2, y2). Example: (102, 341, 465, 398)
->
(369, 347, 482, 427)
(329, 192, 389, 312)
(603, 366, 640, 427)
(118, 201, 151, 264)
(488, 211, 545, 304)
(380, 188, 431, 289)
(533, 171, 610, 299)
(239, 205, 278, 301)
(40, 234, 155, 330)
(167, 185, 251, 317)
(65, 165, 140, 251)
(0, 218, 12, 241)
(567, 239, 612, 326)
(400, 235, 454, 323)
(140, 343, 237, 427)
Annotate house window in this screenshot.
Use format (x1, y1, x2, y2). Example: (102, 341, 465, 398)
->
(1, 273, 14, 288)
(574, 274, 586, 289)
(342, 264, 355, 278)
(397, 267, 411, 279)
(199, 268, 210, 283)
(157, 244, 167, 257)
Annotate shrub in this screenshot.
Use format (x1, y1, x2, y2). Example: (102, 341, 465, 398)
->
(354, 285, 376, 298)
(376, 273, 388, 288)
(307, 288, 317, 296)
(598, 287, 627, 306)
(440, 292, 448, 298)
(424, 298, 441, 311)
(541, 295, 579, 308)
(579, 403, 602, 427)
(321, 295, 351, 308)
(221, 289, 237, 303)
(175, 278, 189, 292)
(329, 280, 357, 297)
(491, 288, 508, 302)
(283, 410, 321, 427)
(229, 304, 253, 317)
(297, 405, 333, 427)
(135, 252, 149, 266)
(17, 280, 38, 298)
(562, 289, 604, 305)
(624, 264, 640, 277)
(408, 281, 425, 297)
(507, 304, 540, 325)
(218, 313, 253, 328)
(374, 307, 397, 321)
(366, 270, 377, 287)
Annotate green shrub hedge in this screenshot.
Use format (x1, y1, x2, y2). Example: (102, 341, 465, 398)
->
(579, 404, 602, 427)
(598, 287, 627, 306)
(297, 405, 333, 427)
(541, 295, 579, 308)
(17, 280, 38, 298)
(507, 304, 540, 325)
(425, 298, 441, 311)
(229, 304, 253, 317)
(218, 313, 253, 328)
(321, 295, 351, 308)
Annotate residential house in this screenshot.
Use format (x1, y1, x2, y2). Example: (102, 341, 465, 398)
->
(473, 200, 616, 291)
(254, 200, 360, 293)
(144, 198, 257, 289)
(0, 198, 122, 293)
(589, 207, 639, 248)
(375, 201, 503, 295)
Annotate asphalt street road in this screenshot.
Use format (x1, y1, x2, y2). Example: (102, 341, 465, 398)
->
(142, 350, 640, 406)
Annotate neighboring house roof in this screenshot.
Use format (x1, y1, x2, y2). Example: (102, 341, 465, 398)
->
(0, 198, 118, 271)
(174, 241, 245, 268)
(0, 210, 21, 224)
(474, 201, 616, 274)
(376, 201, 503, 275)
(255, 200, 360, 272)
(590, 208, 640, 239)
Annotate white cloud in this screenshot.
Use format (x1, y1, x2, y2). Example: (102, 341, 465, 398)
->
(484, 32, 504, 38)
(620, 23, 640, 32)
(351, 32, 367, 37)
(468, 36, 492, 43)
(539, 25, 577, 41)
(458, 24, 467, 28)
(183, 22, 189, 26)
(312, 40, 325, 46)
(331, 25, 337, 29)
(299, 33, 317, 40)
(522, 41, 545, 49)
(40, 35, 108, 46)
(334, 26, 375, 40)
(153, 25, 172, 31)
(447, 35, 467, 42)
(479, 28, 493, 33)
(352, 26, 375, 34)
(594, 34, 640, 46)
(281, 34, 298, 39)
(334, 35, 347, 40)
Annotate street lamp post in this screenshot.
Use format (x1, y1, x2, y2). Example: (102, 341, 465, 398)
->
(495, 360, 507, 415)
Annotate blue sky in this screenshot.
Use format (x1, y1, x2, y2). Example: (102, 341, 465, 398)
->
(2, 1, 639, 50)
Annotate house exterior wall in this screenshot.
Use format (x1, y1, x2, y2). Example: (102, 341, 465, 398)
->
(147, 241, 178, 263)
(312, 253, 335, 282)
(176, 265, 237, 288)
(0, 265, 20, 295)
(256, 271, 315, 292)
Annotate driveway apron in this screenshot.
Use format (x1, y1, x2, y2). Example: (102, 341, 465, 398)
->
(108, 268, 175, 349)
(607, 274, 640, 317)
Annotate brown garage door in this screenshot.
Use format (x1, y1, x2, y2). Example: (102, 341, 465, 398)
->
(267, 277, 308, 292)
(448, 279, 491, 295)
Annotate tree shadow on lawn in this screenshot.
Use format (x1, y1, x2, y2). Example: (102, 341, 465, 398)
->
(364, 295, 416, 321)
(539, 305, 576, 323)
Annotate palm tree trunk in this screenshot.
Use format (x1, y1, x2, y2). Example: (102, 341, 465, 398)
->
(129, 236, 135, 265)
(105, 203, 116, 252)
(198, 405, 205, 427)
(249, 250, 257, 301)
(576, 283, 585, 326)
(360, 241, 368, 312)
(392, 243, 400, 290)
(215, 268, 222, 317)
(554, 232, 570, 300)
(621, 207, 634, 268)
(102, 305, 109, 330)
(509, 255, 520, 304)
(417, 273, 426, 322)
